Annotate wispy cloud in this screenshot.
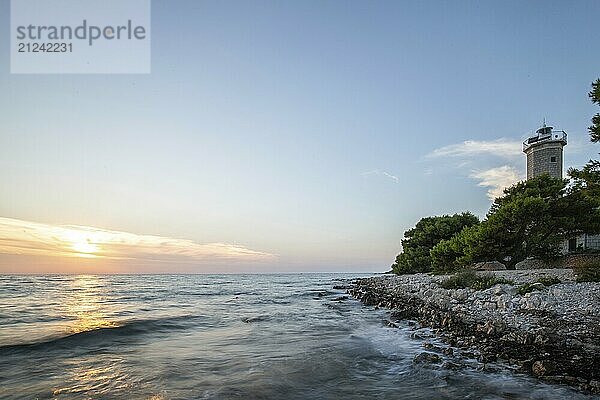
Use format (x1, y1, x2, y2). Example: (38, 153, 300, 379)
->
(427, 139, 522, 160)
(361, 169, 399, 183)
(426, 138, 526, 200)
(470, 166, 523, 200)
(0, 217, 275, 263)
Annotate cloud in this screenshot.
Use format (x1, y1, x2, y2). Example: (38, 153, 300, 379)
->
(0, 217, 275, 263)
(427, 139, 522, 160)
(361, 169, 399, 183)
(426, 138, 526, 201)
(427, 130, 590, 201)
(470, 166, 523, 200)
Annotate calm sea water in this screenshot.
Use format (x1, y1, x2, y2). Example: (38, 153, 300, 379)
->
(0, 274, 593, 399)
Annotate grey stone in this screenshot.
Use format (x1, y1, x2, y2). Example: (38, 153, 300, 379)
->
(515, 258, 547, 270)
(349, 271, 600, 391)
(532, 360, 554, 377)
(472, 261, 506, 271)
(452, 289, 468, 302)
(413, 352, 442, 364)
(529, 282, 545, 291)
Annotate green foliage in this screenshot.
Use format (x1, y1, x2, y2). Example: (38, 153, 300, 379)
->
(517, 283, 539, 295)
(439, 269, 512, 291)
(431, 175, 600, 271)
(517, 276, 561, 295)
(478, 176, 570, 267)
(589, 78, 600, 143)
(537, 276, 561, 286)
(574, 260, 600, 283)
(570, 79, 600, 192)
(569, 160, 600, 209)
(391, 213, 479, 274)
(430, 225, 479, 274)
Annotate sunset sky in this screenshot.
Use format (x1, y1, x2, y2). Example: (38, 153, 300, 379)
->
(1, 0, 599, 273)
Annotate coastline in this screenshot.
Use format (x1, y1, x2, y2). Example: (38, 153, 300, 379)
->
(349, 269, 600, 394)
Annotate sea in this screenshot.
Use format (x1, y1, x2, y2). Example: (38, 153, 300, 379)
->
(0, 274, 594, 399)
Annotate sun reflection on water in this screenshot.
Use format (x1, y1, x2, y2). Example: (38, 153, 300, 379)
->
(51, 356, 134, 397)
(62, 275, 118, 335)
(51, 277, 135, 398)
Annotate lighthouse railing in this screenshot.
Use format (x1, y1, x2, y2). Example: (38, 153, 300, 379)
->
(522, 131, 567, 151)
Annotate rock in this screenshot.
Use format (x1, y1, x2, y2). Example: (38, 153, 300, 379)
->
(385, 319, 399, 328)
(411, 329, 434, 340)
(534, 334, 549, 345)
(496, 294, 511, 310)
(451, 289, 469, 302)
(529, 282, 545, 291)
(563, 376, 580, 385)
(349, 273, 600, 392)
(525, 295, 542, 309)
(478, 353, 498, 364)
(515, 258, 547, 270)
(442, 361, 463, 370)
(479, 320, 497, 335)
(472, 261, 506, 271)
(413, 352, 442, 364)
(532, 360, 554, 377)
(493, 286, 505, 295)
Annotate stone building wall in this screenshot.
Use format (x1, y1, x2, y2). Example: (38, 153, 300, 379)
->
(560, 234, 600, 254)
(525, 142, 563, 179)
(584, 234, 600, 250)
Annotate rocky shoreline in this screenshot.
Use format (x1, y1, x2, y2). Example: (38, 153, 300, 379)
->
(348, 269, 600, 394)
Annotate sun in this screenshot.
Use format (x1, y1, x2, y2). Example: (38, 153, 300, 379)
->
(72, 239, 98, 255)
(64, 231, 100, 257)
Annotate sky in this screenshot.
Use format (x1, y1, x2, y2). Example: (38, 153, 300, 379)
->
(0, 0, 599, 274)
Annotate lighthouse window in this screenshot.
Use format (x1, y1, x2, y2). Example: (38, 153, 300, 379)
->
(550, 156, 557, 162)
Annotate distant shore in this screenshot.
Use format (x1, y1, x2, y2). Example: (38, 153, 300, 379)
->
(349, 269, 600, 394)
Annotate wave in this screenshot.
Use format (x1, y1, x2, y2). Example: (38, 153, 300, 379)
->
(0, 314, 207, 355)
(295, 289, 338, 298)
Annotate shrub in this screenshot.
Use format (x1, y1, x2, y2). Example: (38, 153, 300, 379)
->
(537, 276, 561, 286)
(433, 175, 600, 271)
(574, 260, 600, 283)
(440, 269, 512, 291)
(430, 226, 477, 274)
(391, 213, 480, 275)
(517, 283, 536, 295)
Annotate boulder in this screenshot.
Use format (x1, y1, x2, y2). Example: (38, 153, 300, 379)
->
(515, 258, 547, 270)
(413, 352, 442, 364)
(472, 261, 506, 271)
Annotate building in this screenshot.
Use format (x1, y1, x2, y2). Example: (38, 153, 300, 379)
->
(523, 123, 600, 253)
(559, 234, 600, 253)
(522, 123, 567, 179)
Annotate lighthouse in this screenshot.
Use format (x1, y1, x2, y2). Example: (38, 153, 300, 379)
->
(523, 123, 567, 180)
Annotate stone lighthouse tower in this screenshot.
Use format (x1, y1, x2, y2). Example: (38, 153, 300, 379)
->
(523, 123, 567, 180)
